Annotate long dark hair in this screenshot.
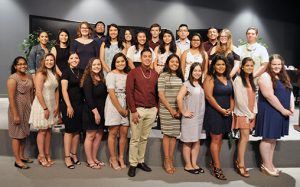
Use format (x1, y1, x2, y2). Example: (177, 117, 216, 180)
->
(240, 57, 256, 92)
(134, 31, 149, 52)
(188, 62, 203, 87)
(207, 54, 230, 79)
(111, 53, 130, 73)
(80, 57, 105, 87)
(56, 28, 70, 48)
(267, 54, 292, 90)
(162, 54, 184, 82)
(190, 33, 207, 64)
(105, 23, 124, 49)
(159, 30, 177, 54)
(123, 28, 135, 45)
(11, 56, 27, 74)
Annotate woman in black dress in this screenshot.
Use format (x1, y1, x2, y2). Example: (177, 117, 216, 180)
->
(61, 52, 83, 169)
(80, 57, 107, 169)
(203, 55, 234, 180)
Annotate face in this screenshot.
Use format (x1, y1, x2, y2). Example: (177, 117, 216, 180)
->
(91, 59, 102, 74)
(214, 60, 226, 74)
(80, 23, 90, 37)
(137, 32, 147, 45)
(191, 35, 201, 48)
(109, 26, 118, 39)
(168, 57, 179, 72)
(177, 26, 189, 40)
(163, 33, 172, 44)
(150, 26, 160, 38)
(68, 54, 80, 69)
(207, 28, 218, 40)
(59, 31, 68, 44)
(115, 56, 126, 71)
(95, 23, 105, 33)
(44, 55, 55, 69)
(141, 51, 152, 68)
(242, 60, 254, 75)
(192, 65, 202, 81)
(125, 30, 132, 42)
(246, 29, 258, 44)
(270, 58, 282, 74)
(219, 32, 228, 44)
(38, 32, 49, 45)
(14, 59, 28, 73)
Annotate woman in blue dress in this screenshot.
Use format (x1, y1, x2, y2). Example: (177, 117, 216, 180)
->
(255, 54, 294, 176)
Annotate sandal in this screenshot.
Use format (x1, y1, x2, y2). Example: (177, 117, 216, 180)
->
(21, 158, 34, 163)
(70, 152, 81, 165)
(109, 158, 121, 170)
(14, 162, 30, 169)
(45, 154, 55, 165)
(195, 167, 205, 173)
(163, 157, 174, 174)
(118, 157, 126, 169)
(95, 160, 105, 166)
(235, 161, 249, 177)
(211, 167, 227, 180)
(169, 157, 176, 173)
(184, 168, 200, 174)
(86, 162, 101, 169)
(65, 156, 75, 169)
(38, 155, 51, 167)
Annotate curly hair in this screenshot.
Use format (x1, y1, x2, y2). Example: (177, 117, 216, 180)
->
(80, 58, 105, 87)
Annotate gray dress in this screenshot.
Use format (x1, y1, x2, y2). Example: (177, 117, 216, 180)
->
(104, 72, 128, 126)
(104, 43, 122, 77)
(180, 81, 206, 142)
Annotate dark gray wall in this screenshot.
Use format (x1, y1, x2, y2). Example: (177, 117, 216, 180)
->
(0, 0, 298, 96)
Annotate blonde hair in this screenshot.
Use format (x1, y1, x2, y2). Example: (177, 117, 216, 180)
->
(215, 28, 233, 57)
(76, 21, 92, 38)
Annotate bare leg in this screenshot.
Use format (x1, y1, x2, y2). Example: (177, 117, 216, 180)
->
(70, 132, 80, 162)
(92, 129, 103, 163)
(84, 130, 96, 164)
(64, 132, 73, 166)
(237, 129, 250, 167)
(269, 140, 277, 170)
(12, 138, 22, 164)
(118, 125, 129, 167)
(36, 129, 47, 157)
(191, 141, 200, 169)
(108, 126, 119, 166)
(19, 138, 26, 160)
(210, 133, 223, 168)
(183, 143, 193, 169)
(259, 139, 275, 171)
(169, 137, 177, 171)
(45, 128, 54, 164)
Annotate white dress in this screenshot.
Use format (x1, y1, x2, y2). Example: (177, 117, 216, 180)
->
(104, 72, 129, 126)
(29, 70, 58, 129)
(184, 50, 203, 80)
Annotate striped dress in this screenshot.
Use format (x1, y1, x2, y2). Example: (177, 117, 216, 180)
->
(158, 72, 182, 137)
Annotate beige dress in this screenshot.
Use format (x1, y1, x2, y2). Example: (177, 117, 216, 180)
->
(8, 73, 34, 139)
(29, 70, 58, 129)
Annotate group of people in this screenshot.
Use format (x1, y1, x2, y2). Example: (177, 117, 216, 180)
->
(7, 21, 294, 180)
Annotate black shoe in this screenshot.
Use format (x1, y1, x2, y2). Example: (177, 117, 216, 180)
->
(184, 168, 199, 174)
(14, 162, 30, 169)
(137, 163, 152, 172)
(128, 166, 136, 177)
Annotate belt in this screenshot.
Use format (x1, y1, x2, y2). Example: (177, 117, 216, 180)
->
(136, 105, 154, 109)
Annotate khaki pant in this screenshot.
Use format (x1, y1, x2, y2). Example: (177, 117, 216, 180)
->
(129, 107, 157, 166)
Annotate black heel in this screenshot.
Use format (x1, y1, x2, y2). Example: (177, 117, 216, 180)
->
(70, 152, 81, 165)
(65, 156, 75, 169)
(211, 167, 227, 180)
(14, 162, 30, 169)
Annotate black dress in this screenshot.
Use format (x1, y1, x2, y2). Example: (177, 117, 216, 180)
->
(204, 78, 233, 134)
(55, 45, 69, 73)
(82, 76, 107, 130)
(210, 51, 240, 70)
(60, 67, 83, 133)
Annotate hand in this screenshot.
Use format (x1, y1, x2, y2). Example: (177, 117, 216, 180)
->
(67, 106, 74, 118)
(54, 106, 60, 117)
(290, 107, 295, 114)
(220, 108, 228, 116)
(13, 114, 20, 125)
(169, 108, 177, 118)
(182, 111, 193, 118)
(174, 111, 181, 119)
(118, 108, 128, 118)
(94, 112, 101, 125)
(281, 109, 292, 117)
(44, 109, 50, 120)
(131, 112, 140, 124)
(225, 109, 232, 116)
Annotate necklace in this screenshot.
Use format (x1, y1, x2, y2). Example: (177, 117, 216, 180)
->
(70, 68, 80, 79)
(140, 68, 151, 79)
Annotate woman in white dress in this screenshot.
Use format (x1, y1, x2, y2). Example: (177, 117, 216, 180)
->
(29, 53, 59, 167)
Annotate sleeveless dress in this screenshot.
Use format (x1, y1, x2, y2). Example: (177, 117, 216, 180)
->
(255, 80, 291, 139)
(156, 51, 171, 74)
(104, 43, 122, 77)
(8, 74, 34, 139)
(204, 78, 233, 134)
(180, 81, 206, 142)
(29, 70, 59, 129)
(104, 72, 128, 126)
(158, 73, 182, 137)
(55, 45, 69, 73)
(184, 50, 203, 80)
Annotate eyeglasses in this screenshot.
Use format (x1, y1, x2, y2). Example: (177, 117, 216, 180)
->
(191, 39, 201, 42)
(220, 36, 228, 38)
(81, 27, 89, 30)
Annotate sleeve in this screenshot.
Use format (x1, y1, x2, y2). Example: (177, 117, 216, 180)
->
(125, 71, 137, 113)
(126, 46, 134, 61)
(93, 40, 99, 57)
(260, 46, 269, 63)
(83, 76, 97, 111)
(106, 72, 115, 89)
(27, 46, 37, 74)
(233, 51, 240, 61)
(70, 40, 77, 53)
(61, 69, 69, 81)
(157, 73, 166, 92)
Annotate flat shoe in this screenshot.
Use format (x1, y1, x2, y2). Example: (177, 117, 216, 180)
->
(195, 167, 205, 173)
(14, 162, 30, 169)
(184, 168, 199, 174)
(21, 158, 34, 163)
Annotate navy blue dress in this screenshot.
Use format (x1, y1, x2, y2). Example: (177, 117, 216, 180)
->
(255, 80, 291, 139)
(204, 78, 233, 134)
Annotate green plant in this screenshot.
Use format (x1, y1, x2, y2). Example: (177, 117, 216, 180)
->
(19, 28, 56, 59)
(238, 37, 269, 49)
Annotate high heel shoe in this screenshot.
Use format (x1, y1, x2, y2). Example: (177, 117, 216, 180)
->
(70, 152, 81, 165)
(260, 164, 279, 177)
(163, 157, 174, 174)
(118, 157, 126, 169)
(211, 166, 227, 180)
(109, 158, 121, 170)
(235, 161, 250, 177)
(65, 156, 75, 169)
(169, 157, 176, 173)
(38, 155, 50, 167)
(45, 154, 54, 165)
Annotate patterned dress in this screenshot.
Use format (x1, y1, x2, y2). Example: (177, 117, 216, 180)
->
(29, 70, 59, 129)
(104, 43, 122, 77)
(184, 50, 203, 80)
(158, 72, 183, 137)
(8, 73, 34, 139)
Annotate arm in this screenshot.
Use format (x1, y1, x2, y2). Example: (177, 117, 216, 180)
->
(7, 78, 20, 124)
(177, 84, 193, 118)
(35, 72, 50, 119)
(100, 43, 110, 73)
(54, 86, 59, 117)
(230, 60, 240, 78)
(203, 76, 228, 116)
(258, 73, 292, 116)
(125, 71, 139, 124)
(153, 46, 159, 72)
(254, 62, 268, 78)
(61, 79, 74, 118)
(180, 51, 187, 78)
(202, 51, 209, 79)
(51, 47, 62, 77)
(176, 46, 181, 57)
(290, 92, 295, 113)
(127, 47, 135, 69)
(108, 89, 128, 117)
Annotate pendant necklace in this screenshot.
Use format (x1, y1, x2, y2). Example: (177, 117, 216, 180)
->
(70, 68, 80, 79)
(140, 68, 151, 79)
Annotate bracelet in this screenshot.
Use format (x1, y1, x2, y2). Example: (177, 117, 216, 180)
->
(44, 107, 48, 110)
